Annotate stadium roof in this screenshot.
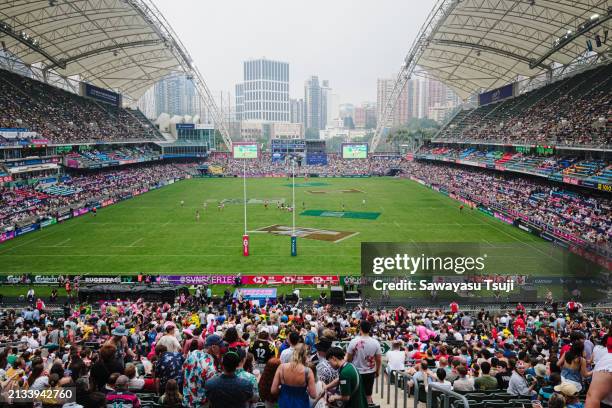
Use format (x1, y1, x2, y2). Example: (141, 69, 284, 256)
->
(0, 0, 193, 101)
(415, 0, 611, 99)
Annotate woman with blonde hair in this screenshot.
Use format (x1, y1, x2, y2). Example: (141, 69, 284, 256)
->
(271, 343, 320, 408)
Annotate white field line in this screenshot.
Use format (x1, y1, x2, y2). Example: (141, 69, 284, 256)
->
(333, 232, 360, 244)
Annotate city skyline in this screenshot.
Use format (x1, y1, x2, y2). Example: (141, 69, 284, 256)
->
(152, 0, 434, 104)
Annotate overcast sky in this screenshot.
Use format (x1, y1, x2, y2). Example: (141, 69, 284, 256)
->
(153, 0, 435, 105)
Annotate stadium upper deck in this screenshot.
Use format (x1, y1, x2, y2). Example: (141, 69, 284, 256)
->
(373, 0, 611, 151)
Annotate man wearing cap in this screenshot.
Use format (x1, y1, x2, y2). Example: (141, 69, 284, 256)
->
(556, 382, 584, 408)
(249, 329, 276, 369)
(181, 334, 222, 408)
(106, 375, 141, 408)
(108, 325, 135, 371)
(205, 351, 253, 408)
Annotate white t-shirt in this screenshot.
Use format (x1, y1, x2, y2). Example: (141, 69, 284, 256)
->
(280, 347, 295, 364)
(386, 350, 406, 372)
(347, 335, 382, 374)
(593, 350, 612, 406)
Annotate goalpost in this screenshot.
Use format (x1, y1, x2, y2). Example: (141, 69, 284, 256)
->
(232, 142, 258, 256)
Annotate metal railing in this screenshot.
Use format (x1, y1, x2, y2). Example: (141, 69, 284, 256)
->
(427, 383, 470, 408)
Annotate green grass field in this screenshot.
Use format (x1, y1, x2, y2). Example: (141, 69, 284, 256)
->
(0, 176, 556, 276)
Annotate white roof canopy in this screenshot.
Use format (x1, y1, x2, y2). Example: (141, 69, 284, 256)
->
(0, 0, 190, 100)
(419, 0, 610, 99)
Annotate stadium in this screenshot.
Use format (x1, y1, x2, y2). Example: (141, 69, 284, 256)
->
(0, 1, 610, 408)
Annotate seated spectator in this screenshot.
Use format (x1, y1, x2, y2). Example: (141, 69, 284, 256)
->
(106, 375, 141, 408)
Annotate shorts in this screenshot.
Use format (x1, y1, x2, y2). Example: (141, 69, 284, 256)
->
(360, 372, 376, 396)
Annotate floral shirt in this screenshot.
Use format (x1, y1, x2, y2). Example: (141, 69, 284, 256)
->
(182, 350, 217, 408)
(155, 352, 184, 392)
(235, 368, 259, 401)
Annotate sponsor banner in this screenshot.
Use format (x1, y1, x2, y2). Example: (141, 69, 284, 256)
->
(479, 83, 515, 105)
(16, 223, 39, 236)
(33, 275, 60, 284)
(157, 275, 236, 285)
(81, 82, 122, 106)
(596, 182, 611, 192)
(243, 275, 340, 285)
(493, 211, 514, 225)
(562, 176, 580, 186)
(0, 230, 15, 243)
(83, 276, 124, 284)
(478, 206, 494, 217)
(73, 208, 89, 217)
(570, 245, 612, 271)
(57, 212, 72, 222)
(101, 198, 115, 207)
(40, 218, 57, 228)
(0, 175, 13, 183)
(306, 152, 328, 165)
(30, 139, 49, 146)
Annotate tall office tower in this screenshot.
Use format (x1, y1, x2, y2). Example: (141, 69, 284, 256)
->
(290, 98, 304, 124)
(235, 58, 290, 122)
(304, 75, 322, 131)
(154, 73, 197, 117)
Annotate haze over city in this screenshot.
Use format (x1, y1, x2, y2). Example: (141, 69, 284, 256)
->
(153, 0, 434, 104)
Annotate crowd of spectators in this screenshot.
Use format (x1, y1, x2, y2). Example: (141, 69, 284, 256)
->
(0, 163, 187, 231)
(437, 63, 611, 147)
(0, 68, 161, 144)
(207, 154, 403, 177)
(0, 291, 609, 408)
(404, 161, 611, 249)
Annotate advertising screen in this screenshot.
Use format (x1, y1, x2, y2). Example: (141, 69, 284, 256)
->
(342, 143, 368, 159)
(233, 143, 259, 159)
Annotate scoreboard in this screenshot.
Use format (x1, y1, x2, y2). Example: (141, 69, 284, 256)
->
(342, 143, 368, 159)
(233, 143, 258, 159)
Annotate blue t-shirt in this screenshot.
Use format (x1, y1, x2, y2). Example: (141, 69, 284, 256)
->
(205, 373, 253, 407)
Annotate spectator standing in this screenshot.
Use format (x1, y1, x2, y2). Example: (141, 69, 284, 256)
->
(271, 343, 319, 408)
(346, 320, 382, 406)
(205, 351, 254, 408)
(325, 346, 368, 408)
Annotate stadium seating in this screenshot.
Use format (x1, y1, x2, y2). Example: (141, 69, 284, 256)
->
(0, 68, 163, 144)
(435, 63, 612, 147)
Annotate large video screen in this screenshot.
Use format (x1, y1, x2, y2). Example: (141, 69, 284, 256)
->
(342, 143, 368, 159)
(233, 143, 258, 159)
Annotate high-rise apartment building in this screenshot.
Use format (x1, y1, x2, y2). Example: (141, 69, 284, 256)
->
(378, 74, 461, 126)
(290, 98, 304, 124)
(377, 76, 409, 127)
(154, 73, 198, 117)
(235, 58, 290, 122)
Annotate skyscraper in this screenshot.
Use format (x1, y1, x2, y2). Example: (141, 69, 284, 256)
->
(235, 58, 290, 122)
(154, 73, 198, 117)
(377, 76, 409, 127)
(290, 98, 304, 124)
(304, 76, 322, 131)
